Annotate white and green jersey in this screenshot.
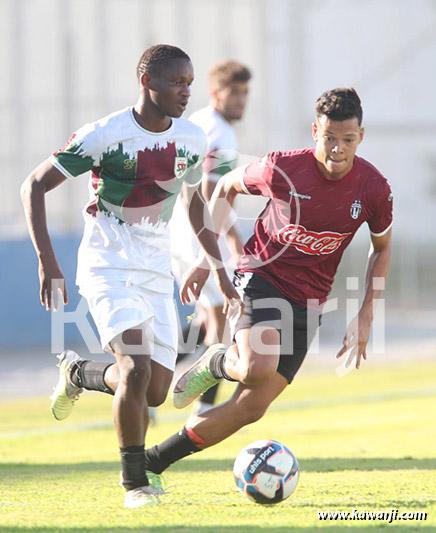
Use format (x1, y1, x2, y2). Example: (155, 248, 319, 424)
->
(50, 107, 207, 292)
(51, 106, 206, 226)
(189, 105, 239, 181)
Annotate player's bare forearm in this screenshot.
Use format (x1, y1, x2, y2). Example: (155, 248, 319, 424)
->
(360, 229, 392, 319)
(21, 160, 68, 308)
(186, 186, 242, 314)
(202, 173, 244, 257)
(337, 229, 392, 368)
(187, 167, 247, 266)
(201, 175, 219, 202)
(226, 223, 244, 257)
(21, 163, 57, 262)
(208, 169, 245, 221)
(188, 188, 224, 269)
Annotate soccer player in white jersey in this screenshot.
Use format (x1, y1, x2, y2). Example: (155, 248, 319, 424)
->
(21, 44, 239, 509)
(171, 60, 251, 415)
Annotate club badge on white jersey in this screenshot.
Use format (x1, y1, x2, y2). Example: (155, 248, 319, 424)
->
(174, 156, 188, 179)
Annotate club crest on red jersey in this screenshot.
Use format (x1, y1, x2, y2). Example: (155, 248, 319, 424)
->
(174, 156, 188, 179)
(350, 199, 362, 220)
(277, 224, 351, 255)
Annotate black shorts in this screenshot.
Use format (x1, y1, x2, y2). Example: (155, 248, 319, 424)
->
(232, 271, 321, 384)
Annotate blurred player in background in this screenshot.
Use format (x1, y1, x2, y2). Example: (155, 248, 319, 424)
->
(171, 59, 251, 416)
(139, 87, 394, 479)
(21, 44, 238, 508)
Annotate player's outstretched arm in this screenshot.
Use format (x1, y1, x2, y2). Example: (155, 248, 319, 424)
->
(202, 170, 243, 258)
(337, 229, 392, 368)
(21, 160, 68, 311)
(181, 186, 239, 315)
(182, 168, 247, 315)
(207, 165, 247, 236)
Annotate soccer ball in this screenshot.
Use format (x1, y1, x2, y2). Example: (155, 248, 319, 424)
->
(233, 439, 299, 504)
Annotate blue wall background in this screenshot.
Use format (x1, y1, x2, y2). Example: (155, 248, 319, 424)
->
(1, 237, 193, 351)
(1, 236, 86, 349)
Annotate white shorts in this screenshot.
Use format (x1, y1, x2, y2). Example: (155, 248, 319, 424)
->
(79, 281, 178, 371)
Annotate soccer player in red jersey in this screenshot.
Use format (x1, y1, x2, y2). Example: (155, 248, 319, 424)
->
(20, 44, 239, 508)
(140, 87, 393, 475)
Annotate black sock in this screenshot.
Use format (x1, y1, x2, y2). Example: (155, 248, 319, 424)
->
(209, 350, 238, 382)
(120, 444, 149, 490)
(70, 361, 114, 395)
(144, 427, 202, 474)
(199, 383, 219, 405)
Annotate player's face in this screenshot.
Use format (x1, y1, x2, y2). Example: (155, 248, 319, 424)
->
(145, 58, 194, 118)
(214, 81, 249, 122)
(312, 115, 364, 181)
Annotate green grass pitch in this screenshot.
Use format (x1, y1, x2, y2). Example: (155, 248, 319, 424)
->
(0, 358, 435, 532)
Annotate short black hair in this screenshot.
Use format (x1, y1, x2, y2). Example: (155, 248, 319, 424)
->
(208, 60, 252, 91)
(136, 44, 191, 80)
(315, 87, 363, 126)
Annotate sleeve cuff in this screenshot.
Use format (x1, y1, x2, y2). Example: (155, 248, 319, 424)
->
(370, 220, 393, 237)
(239, 173, 252, 195)
(49, 155, 76, 179)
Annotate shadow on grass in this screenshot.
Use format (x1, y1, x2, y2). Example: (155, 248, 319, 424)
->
(0, 456, 435, 480)
(0, 526, 433, 533)
(299, 456, 436, 472)
(174, 456, 436, 473)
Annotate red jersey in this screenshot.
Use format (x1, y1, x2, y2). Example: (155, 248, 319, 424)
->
(238, 148, 393, 307)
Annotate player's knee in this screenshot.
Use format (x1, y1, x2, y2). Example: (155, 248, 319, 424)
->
(119, 356, 151, 390)
(147, 396, 165, 408)
(147, 386, 168, 407)
(146, 365, 172, 406)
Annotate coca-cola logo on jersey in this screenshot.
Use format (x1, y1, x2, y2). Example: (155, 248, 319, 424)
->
(277, 224, 351, 255)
